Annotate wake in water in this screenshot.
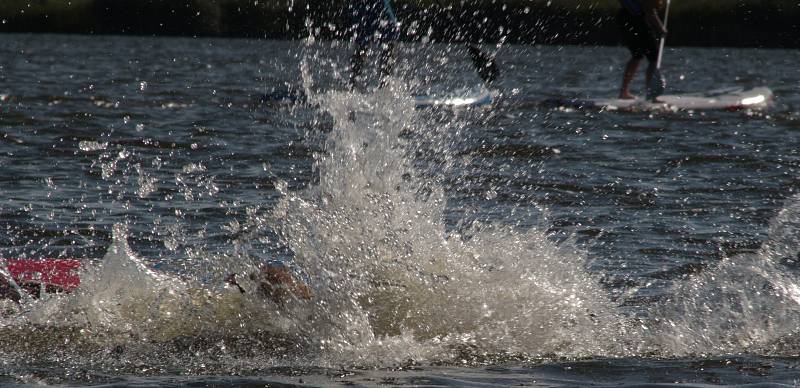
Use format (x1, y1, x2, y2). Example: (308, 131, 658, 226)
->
(0, 224, 319, 369)
(0, 80, 641, 369)
(652, 194, 800, 356)
(4, 70, 800, 374)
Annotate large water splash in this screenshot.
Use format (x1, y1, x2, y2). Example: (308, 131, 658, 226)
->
(0, 224, 310, 362)
(4, 46, 799, 372)
(652, 194, 800, 356)
(266, 81, 642, 363)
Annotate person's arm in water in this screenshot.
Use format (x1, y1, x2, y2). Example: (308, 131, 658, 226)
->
(225, 263, 313, 304)
(643, 0, 667, 37)
(254, 264, 313, 303)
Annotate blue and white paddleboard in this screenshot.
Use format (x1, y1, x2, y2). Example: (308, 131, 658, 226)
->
(413, 87, 494, 108)
(545, 87, 773, 112)
(260, 86, 495, 109)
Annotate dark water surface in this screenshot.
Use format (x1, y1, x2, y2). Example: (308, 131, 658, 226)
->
(1, 33, 800, 386)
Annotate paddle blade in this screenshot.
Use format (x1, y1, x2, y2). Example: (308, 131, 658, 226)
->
(467, 44, 499, 85)
(646, 68, 666, 101)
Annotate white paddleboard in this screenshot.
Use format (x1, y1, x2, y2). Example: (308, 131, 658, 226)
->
(260, 86, 495, 109)
(547, 87, 773, 112)
(413, 86, 494, 108)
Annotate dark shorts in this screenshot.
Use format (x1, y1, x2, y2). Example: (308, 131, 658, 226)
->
(351, 1, 399, 46)
(617, 8, 658, 61)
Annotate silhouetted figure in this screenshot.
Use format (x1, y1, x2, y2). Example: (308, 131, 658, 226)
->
(617, 0, 667, 99)
(349, 0, 400, 90)
(467, 44, 499, 84)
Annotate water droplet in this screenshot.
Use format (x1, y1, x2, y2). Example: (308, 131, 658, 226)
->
(78, 140, 108, 152)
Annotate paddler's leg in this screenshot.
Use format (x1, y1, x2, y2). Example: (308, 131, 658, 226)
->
(620, 56, 641, 100)
(349, 44, 368, 91)
(642, 40, 661, 97)
(617, 8, 643, 100)
(349, 2, 379, 92)
(644, 59, 657, 90)
(378, 41, 395, 89)
(376, 14, 400, 89)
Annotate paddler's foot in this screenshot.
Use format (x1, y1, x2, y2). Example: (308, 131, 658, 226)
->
(619, 91, 637, 100)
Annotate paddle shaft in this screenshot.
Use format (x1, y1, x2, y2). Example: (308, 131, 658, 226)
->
(382, 0, 398, 24)
(655, 0, 671, 70)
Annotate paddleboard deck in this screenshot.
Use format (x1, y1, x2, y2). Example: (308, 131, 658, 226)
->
(413, 87, 494, 108)
(259, 86, 494, 109)
(1, 259, 81, 302)
(543, 87, 773, 112)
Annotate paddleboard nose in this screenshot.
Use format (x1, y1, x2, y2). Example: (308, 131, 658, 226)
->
(2, 259, 82, 300)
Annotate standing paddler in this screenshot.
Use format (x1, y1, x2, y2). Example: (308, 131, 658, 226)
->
(349, 0, 400, 90)
(617, 0, 668, 100)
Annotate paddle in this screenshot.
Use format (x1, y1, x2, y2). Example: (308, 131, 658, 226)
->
(431, 0, 500, 85)
(467, 43, 500, 85)
(646, 0, 671, 101)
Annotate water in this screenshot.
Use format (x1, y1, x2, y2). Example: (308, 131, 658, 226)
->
(1, 33, 800, 386)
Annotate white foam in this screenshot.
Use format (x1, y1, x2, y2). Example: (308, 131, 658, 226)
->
(652, 194, 800, 355)
(267, 81, 638, 362)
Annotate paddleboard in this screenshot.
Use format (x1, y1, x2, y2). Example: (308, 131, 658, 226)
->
(544, 87, 773, 112)
(259, 86, 494, 109)
(413, 87, 494, 108)
(0, 258, 81, 301)
(0, 256, 308, 304)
